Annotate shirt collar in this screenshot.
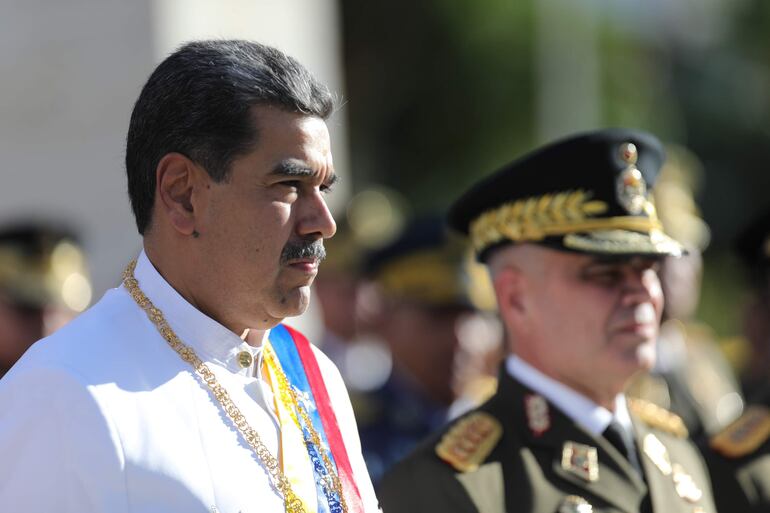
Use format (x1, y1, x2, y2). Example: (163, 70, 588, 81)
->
(506, 354, 633, 436)
(127, 250, 265, 376)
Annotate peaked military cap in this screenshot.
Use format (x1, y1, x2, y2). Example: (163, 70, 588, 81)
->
(448, 128, 685, 261)
(0, 222, 91, 311)
(365, 215, 472, 307)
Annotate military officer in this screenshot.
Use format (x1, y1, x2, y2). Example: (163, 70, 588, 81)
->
(0, 222, 91, 378)
(355, 215, 482, 483)
(701, 207, 770, 513)
(734, 207, 770, 400)
(379, 129, 717, 513)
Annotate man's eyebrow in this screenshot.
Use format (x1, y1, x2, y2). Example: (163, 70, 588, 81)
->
(271, 160, 315, 177)
(270, 160, 339, 186)
(581, 257, 622, 270)
(584, 255, 659, 269)
(589, 254, 632, 265)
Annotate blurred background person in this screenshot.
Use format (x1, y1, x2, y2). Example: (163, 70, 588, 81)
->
(700, 207, 770, 513)
(0, 221, 91, 378)
(627, 147, 744, 437)
(313, 188, 407, 394)
(447, 252, 504, 420)
(313, 220, 365, 384)
(353, 214, 496, 483)
(735, 207, 770, 401)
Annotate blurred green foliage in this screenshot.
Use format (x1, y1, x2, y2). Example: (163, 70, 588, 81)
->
(341, 0, 536, 211)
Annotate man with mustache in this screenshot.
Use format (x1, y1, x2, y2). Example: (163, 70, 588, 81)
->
(0, 40, 379, 513)
(379, 129, 717, 513)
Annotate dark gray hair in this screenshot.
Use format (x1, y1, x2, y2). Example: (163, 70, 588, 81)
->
(125, 39, 334, 234)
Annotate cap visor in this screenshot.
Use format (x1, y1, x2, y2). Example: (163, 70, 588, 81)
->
(562, 229, 685, 257)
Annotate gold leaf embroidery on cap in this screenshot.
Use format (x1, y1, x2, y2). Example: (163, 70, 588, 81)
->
(469, 189, 664, 254)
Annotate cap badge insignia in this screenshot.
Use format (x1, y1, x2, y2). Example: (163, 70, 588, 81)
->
(525, 394, 550, 436)
(616, 142, 647, 215)
(642, 433, 672, 475)
(561, 442, 599, 482)
(559, 495, 594, 513)
(671, 464, 703, 503)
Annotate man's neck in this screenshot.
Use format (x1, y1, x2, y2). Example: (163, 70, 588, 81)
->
(143, 243, 252, 338)
(241, 328, 269, 348)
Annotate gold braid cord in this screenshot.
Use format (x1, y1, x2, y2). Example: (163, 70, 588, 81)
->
(469, 189, 661, 253)
(122, 260, 347, 513)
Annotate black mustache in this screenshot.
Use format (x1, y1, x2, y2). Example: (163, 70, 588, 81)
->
(280, 239, 326, 264)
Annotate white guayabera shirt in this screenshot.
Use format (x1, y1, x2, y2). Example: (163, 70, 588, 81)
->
(0, 251, 379, 513)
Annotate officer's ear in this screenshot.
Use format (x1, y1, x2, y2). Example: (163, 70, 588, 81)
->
(492, 264, 527, 318)
(155, 152, 209, 237)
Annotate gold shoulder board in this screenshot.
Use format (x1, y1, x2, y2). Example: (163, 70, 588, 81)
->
(710, 405, 770, 458)
(628, 397, 688, 438)
(436, 412, 502, 472)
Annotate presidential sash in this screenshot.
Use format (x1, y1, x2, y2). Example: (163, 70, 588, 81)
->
(265, 324, 364, 513)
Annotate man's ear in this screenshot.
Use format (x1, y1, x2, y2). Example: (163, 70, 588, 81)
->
(155, 153, 207, 236)
(493, 265, 527, 319)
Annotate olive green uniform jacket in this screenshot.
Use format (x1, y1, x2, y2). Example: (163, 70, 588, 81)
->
(379, 371, 716, 513)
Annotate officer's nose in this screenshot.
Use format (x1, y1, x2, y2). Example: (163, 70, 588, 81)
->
(619, 259, 663, 309)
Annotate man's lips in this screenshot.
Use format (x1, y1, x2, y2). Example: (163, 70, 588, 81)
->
(613, 303, 658, 338)
(613, 322, 657, 339)
(286, 258, 319, 273)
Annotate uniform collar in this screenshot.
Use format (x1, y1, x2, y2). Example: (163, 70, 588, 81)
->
(128, 250, 266, 376)
(505, 355, 633, 436)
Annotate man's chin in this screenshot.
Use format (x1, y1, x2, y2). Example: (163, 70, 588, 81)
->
(610, 346, 655, 386)
(273, 286, 312, 319)
(634, 340, 656, 370)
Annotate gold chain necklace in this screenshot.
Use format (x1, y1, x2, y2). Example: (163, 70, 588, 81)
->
(122, 260, 347, 513)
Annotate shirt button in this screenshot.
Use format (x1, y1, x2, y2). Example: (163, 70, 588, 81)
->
(237, 351, 253, 368)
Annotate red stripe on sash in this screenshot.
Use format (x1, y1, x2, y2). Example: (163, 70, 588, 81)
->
(283, 325, 364, 513)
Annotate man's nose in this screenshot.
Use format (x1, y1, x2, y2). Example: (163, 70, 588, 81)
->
(620, 268, 661, 307)
(297, 190, 337, 239)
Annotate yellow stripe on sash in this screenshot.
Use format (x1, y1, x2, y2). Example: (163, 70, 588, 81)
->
(263, 343, 319, 513)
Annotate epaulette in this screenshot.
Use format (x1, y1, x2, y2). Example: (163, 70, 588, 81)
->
(435, 412, 502, 472)
(710, 405, 770, 458)
(628, 397, 688, 438)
